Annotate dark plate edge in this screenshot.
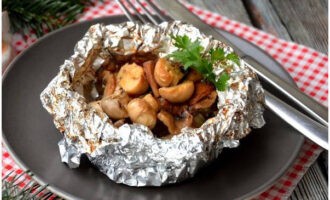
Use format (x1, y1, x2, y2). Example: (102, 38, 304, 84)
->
(2, 15, 304, 200)
(213, 29, 305, 200)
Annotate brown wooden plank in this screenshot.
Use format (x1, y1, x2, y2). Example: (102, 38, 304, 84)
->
(290, 162, 328, 200)
(242, 0, 292, 40)
(320, 0, 328, 10)
(270, 0, 328, 53)
(185, 0, 253, 26)
(186, 1, 328, 199)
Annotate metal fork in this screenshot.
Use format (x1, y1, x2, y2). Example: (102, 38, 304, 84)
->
(115, 0, 328, 150)
(117, 0, 328, 128)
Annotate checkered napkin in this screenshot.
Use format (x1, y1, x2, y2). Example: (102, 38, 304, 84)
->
(3, 0, 328, 199)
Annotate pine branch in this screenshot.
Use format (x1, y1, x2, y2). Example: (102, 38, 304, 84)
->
(2, 170, 54, 200)
(3, 0, 95, 37)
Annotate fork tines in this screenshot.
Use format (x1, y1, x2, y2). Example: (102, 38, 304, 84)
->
(115, 0, 170, 25)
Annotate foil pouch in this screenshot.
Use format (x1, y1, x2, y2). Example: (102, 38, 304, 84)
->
(40, 21, 265, 186)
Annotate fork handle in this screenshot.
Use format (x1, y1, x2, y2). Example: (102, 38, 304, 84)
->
(244, 56, 328, 127)
(208, 28, 328, 127)
(155, 0, 328, 127)
(265, 91, 328, 150)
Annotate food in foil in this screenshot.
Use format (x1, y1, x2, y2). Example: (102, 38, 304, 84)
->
(40, 21, 265, 186)
(90, 56, 219, 136)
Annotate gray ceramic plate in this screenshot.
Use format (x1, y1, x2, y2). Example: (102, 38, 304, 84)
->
(3, 16, 304, 200)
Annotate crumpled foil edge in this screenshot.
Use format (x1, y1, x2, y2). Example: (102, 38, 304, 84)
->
(40, 21, 265, 186)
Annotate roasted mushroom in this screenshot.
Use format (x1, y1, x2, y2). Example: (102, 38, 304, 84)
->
(159, 81, 195, 103)
(127, 98, 157, 129)
(117, 63, 149, 95)
(154, 58, 183, 87)
(101, 90, 130, 120)
(93, 56, 218, 136)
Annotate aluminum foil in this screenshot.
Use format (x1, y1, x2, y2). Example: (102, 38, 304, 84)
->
(40, 21, 265, 186)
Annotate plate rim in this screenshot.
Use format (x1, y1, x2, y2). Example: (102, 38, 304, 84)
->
(2, 15, 304, 200)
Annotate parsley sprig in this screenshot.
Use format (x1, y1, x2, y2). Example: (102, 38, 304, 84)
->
(168, 35, 240, 91)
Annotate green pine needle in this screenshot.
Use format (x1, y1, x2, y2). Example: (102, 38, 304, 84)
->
(2, 174, 36, 200)
(3, 0, 95, 37)
(1, 170, 58, 200)
(169, 35, 240, 91)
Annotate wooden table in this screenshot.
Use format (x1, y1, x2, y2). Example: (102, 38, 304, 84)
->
(186, 0, 328, 199)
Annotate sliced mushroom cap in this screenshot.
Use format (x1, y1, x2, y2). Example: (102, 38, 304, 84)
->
(127, 98, 157, 129)
(154, 58, 183, 87)
(159, 81, 195, 103)
(117, 63, 149, 95)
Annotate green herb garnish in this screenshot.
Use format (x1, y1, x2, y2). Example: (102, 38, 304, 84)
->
(169, 35, 240, 91)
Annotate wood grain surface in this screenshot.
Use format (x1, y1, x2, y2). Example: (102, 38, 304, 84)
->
(243, 0, 292, 40)
(187, 0, 328, 53)
(270, 0, 328, 53)
(185, 0, 328, 199)
(185, 0, 253, 25)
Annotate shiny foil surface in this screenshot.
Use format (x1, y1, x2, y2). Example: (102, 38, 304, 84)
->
(40, 21, 265, 186)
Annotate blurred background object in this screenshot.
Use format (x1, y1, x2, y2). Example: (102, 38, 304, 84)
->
(2, 0, 94, 37)
(2, 11, 14, 70)
(2, 0, 95, 71)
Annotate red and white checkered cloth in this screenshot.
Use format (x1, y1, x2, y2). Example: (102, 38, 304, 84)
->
(3, 1, 328, 199)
